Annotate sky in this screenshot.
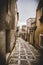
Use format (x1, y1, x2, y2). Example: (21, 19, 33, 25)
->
(17, 0, 39, 27)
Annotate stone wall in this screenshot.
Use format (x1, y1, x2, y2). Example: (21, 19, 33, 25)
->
(0, 0, 8, 65)
(35, 9, 43, 46)
(10, 30, 15, 51)
(0, 31, 6, 58)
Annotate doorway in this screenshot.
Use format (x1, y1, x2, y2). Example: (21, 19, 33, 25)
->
(6, 29, 10, 53)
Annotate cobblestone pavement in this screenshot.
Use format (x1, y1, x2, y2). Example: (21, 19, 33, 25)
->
(8, 37, 40, 65)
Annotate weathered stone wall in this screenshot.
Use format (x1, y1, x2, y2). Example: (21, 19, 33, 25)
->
(10, 30, 15, 51)
(0, 31, 6, 58)
(35, 9, 43, 46)
(9, 0, 18, 51)
(0, 1, 18, 64)
(0, 0, 8, 30)
(0, 1, 8, 64)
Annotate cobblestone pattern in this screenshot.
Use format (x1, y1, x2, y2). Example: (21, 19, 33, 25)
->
(8, 37, 40, 65)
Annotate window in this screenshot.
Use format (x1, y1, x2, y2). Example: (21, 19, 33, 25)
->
(39, 34, 43, 49)
(39, 7, 43, 22)
(41, 7, 43, 16)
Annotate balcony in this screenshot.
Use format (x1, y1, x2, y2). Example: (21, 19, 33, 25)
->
(39, 15, 43, 22)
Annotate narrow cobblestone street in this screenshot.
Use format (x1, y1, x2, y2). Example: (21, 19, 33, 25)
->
(8, 37, 40, 65)
(0, 0, 43, 65)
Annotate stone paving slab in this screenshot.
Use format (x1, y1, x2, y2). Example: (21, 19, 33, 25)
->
(20, 60, 29, 65)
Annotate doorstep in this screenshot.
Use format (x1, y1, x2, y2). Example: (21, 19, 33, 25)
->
(6, 53, 10, 62)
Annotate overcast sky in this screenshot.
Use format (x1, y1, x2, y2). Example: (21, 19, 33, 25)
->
(17, 0, 39, 27)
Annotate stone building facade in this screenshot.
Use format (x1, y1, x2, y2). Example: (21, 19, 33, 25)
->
(22, 25, 27, 40)
(26, 18, 36, 44)
(35, 0, 43, 48)
(0, 0, 19, 65)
